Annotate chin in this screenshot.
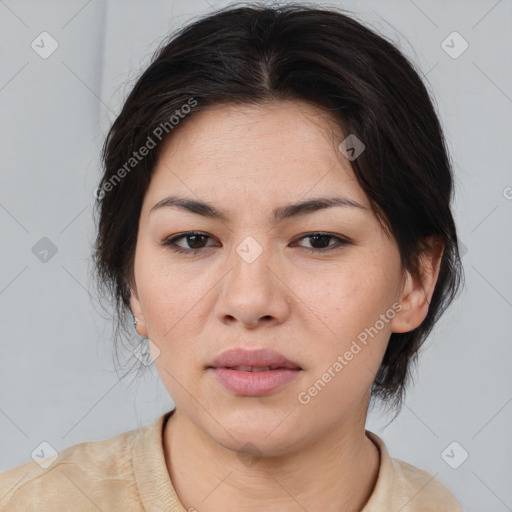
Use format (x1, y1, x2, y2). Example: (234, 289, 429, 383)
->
(204, 405, 309, 456)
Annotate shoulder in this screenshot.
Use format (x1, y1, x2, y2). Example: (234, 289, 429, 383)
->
(0, 424, 142, 511)
(364, 430, 463, 512)
(391, 457, 463, 511)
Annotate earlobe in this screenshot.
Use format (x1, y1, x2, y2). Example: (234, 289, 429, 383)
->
(390, 239, 444, 334)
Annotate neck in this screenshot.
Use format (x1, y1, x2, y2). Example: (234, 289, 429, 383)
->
(163, 405, 380, 512)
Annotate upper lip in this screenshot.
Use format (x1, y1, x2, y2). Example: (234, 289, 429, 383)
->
(208, 348, 302, 370)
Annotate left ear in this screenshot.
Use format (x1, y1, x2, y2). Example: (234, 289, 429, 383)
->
(390, 237, 444, 334)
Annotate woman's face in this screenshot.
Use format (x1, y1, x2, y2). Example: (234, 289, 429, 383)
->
(130, 100, 418, 455)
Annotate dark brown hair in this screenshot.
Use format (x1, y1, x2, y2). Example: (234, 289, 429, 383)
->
(92, 1, 465, 410)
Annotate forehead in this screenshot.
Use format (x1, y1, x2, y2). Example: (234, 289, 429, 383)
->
(145, 100, 368, 210)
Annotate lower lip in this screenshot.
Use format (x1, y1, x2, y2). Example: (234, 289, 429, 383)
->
(210, 368, 301, 396)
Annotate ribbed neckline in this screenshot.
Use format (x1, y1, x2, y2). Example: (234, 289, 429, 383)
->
(362, 430, 395, 510)
(132, 409, 185, 512)
(131, 411, 405, 511)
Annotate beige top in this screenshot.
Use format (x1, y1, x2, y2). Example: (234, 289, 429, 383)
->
(0, 409, 462, 511)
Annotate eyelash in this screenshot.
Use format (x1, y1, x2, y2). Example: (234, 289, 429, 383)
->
(160, 231, 352, 255)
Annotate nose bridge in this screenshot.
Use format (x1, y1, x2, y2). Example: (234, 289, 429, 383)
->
(216, 232, 290, 327)
(229, 233, 274, 295)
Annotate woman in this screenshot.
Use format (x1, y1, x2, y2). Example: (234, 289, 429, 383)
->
(0, 2, 465, 510)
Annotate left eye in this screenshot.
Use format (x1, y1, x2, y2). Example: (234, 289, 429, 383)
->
(161, 232, 351, 254)
(292, 233, 351, 252)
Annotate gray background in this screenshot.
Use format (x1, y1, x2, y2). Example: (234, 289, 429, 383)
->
(1, 0, 511, 510)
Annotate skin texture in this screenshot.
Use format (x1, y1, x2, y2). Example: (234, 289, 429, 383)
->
(129, 100, 443, 511)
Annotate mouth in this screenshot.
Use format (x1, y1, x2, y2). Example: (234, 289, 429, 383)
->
(223, 365, 298, 372)
(207, 348, 303, 396)
(208, 347, 302, 371)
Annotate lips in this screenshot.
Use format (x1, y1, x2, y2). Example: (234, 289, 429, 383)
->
(207, 348, 303, 397)
(229, 365, 288, 372)
(208, 347, 302, 371)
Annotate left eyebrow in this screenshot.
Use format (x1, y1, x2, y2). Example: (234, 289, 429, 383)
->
(149, 195, 367, 222)
(273, 196, 367, 222)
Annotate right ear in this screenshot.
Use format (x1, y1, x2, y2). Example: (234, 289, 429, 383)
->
(130, 283, 148, 338)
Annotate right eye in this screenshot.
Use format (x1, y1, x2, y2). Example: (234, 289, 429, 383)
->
(160, 231, 219, 254)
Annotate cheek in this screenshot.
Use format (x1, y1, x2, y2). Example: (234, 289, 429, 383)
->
(135, 259, 220, 396)
(291, 258, 396, 393)
(297, 302, 392, 416)
(136, 252, 208, 337)
(292, 258, 395, 338)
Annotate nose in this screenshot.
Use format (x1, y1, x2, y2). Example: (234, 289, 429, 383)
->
(214, 238, 291, 329)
